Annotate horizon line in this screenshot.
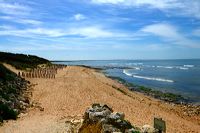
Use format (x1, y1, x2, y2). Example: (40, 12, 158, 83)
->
(51, 58, 200, 62)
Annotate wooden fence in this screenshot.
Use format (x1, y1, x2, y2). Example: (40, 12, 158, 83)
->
(18, 65, 66, 79)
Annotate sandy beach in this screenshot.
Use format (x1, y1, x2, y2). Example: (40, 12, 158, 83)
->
(0, 65, 200, 133)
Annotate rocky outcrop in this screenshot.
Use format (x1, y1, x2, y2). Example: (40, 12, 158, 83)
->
(79, 103, 138, 133)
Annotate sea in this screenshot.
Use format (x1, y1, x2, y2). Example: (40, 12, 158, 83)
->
(53, 59, 200, 104)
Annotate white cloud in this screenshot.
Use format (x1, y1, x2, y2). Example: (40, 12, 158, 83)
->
(73, 13, 86, 21)
(0, 1, 41, 26)
(69, 26, 113, 38)
(0, 27, 65, 37)
(91, 0, 181, 9)
(0, 16, 42, 25)
(92, 0, 125, 4)
(0, 43, 87, 51)
(0, 25, 128, 38)
(0, 41, 120, 52)
(91, 0, 200, 19)
(181, 1, 200, 19)
(0, 1, 31, 16)
(0, 25, 15, 30)
(67, 26, 133, 38)
(141, 23, 183, 40)
(141, 23, 200, 48)
(15, 19, 42, 25)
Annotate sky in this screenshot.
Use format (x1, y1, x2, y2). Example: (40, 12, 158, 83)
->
(0, 0, 200, 60)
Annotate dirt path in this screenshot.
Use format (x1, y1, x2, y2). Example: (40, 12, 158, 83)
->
(0, 66, 199, 133)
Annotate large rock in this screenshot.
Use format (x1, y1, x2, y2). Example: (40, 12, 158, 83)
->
(79, 103, 137, 133)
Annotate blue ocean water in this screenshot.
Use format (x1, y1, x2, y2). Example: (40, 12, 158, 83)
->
(53, 59, 200, 104)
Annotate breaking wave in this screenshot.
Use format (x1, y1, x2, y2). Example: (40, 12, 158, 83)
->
(131, 67, 141, 70)
(123, 69, 174, 83)
(123, 69, 135, 76)
(184, 65, 194, 67)
(157, 66, 173, 69)
(178, 67, 188, 70)
(132, 75, 174, 83)
(156, 65, 190, 70)
(123, 69, 132, 76)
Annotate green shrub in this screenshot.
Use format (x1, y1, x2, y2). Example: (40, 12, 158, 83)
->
(0, 103, 18, 122)
(0, 52, 51, 70)
(0, 64, 16, 81)
(0, 52, 50, 123)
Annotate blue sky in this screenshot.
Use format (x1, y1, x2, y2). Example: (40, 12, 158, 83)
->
(0, 0, 200, 60)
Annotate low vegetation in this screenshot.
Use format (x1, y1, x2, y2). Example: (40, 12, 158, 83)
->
(108, 76, 187, 103)
(0, 52, 50, 122)
(0, 52, 51, 70)
(0, 64, 28, 122)
(134, 86, 185, 103)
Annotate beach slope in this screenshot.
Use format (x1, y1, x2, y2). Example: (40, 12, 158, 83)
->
(0, 66, 199, 132)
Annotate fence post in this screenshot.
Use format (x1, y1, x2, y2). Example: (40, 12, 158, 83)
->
(154, 117, 166, 133)
(18, 72, 21, 77)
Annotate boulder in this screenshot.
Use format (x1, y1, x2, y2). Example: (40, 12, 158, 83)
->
(79, 103, 137, 133)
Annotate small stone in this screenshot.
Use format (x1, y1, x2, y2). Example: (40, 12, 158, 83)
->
(39, 107, 44, 111)
(125, 128, 138, 133)
(141, 125, 158, 133)
(19, 113, 28, 117)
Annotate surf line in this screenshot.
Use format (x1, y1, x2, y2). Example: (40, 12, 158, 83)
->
(123, 69, 174, 83)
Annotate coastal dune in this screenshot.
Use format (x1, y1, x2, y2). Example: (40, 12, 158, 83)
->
(0, 66, 200, 132)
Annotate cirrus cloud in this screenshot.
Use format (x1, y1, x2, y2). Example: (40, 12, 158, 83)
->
(141, 23, 183, 40)
(0, 0, 31, 16)
(0, 25, 129, 39)
(141, 23, 200, 48)
(91, 0, 200, 19)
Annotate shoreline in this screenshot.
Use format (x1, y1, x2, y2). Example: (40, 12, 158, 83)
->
(73, 65, 199, 105)
(106, 76, 190, 104)
(72, 65, 200, 118)
(1, 65, 200, 132)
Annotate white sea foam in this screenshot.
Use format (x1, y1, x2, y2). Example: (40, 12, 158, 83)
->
(123, 69, 133, 76)
(184, 65, 194, 67)
(157, 66, 173, 69)
(179, 67, 188, 70)
(136, 63, 143, 65)
(109, 63, 118, 65)
(165, 66, 173, 69)
(129, 67, 141, 70)
(132, 75, 174, 83)
(126, 63, 143, 66)
(123, 69, 174, 83)
(134, 67, 141, 70)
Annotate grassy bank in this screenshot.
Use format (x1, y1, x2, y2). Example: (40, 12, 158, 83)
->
(0, 52, 51, 122)
(0, 64, 30, 122)
(0, 52, 51, 70)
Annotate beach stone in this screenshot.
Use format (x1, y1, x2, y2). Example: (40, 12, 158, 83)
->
(79, 103, 136, 133)
(39, 107, 44, 111)
(141, 125, 159, 133)
(108, 112, 125, 121)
